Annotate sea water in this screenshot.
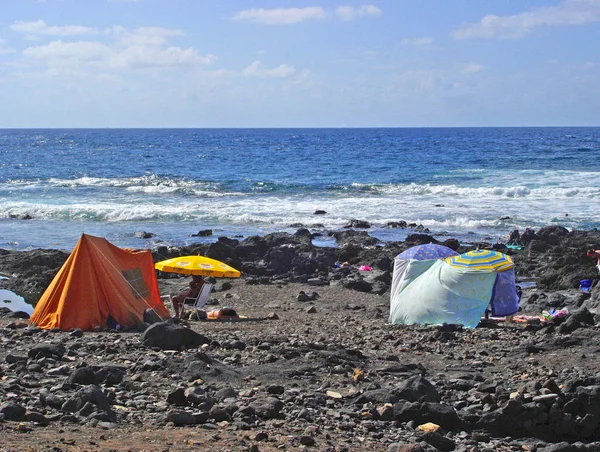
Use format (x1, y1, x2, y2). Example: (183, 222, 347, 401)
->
(1, 127, 599, 251)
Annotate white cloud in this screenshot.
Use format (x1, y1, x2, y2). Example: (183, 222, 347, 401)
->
(462, 63, 485, 74)
(453, 0, 600, 39)
(23, 40, 110, 62)
(111, 45, 216, 69)
(243, 60, 296, 78)
(0, 38, 15, 55)
(335, 5, 382, 21)
(20, 24, 216, 72)
(110, 26, 184, 46)
(401, 37, 434, 47)
(10, 20, 98, 37)
(0, 47, 16, 55)
(233, 7, 326, 24)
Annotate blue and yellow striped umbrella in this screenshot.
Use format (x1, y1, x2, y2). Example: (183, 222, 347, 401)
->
(445, 249, 513, 272)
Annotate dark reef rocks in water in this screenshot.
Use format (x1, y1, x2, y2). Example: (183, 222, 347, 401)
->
(134, 231, 155, 239)
(191, 229, 213, 237)
(343, 219, 371, 229)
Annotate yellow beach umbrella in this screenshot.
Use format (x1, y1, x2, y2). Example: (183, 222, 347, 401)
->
(444, 249, 513, 272)
(155, 255, 241, 278)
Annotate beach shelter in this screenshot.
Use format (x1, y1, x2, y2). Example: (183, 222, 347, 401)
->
(30, 234, 169, 331)
(389, 249, 520, 328)
(390, 244, 459, 311)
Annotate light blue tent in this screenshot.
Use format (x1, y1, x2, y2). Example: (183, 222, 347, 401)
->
(390, 244, 459, 308)
(390, 249, 520, 328)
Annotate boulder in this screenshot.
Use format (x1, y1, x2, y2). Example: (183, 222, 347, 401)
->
(143, 308, 163, 325)
(249, 397, 284, 419)
(0, 402, 26, 421)
(142, 322, 210, 350)
(94, 366, 126, 386)
(394, 375, 439, 403)
(352, 389, 399, 405)
(61, 385, 113, 419)
(536, 226, 570, 245)
(166, 409, 199, 425)
(28, 343, 66, 360)
(68, 367, 98, 385)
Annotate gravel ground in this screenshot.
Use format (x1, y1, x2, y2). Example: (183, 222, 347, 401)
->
(2, 278, 600, 452)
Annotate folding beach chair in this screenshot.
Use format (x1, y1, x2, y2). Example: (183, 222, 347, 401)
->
(161, 283, 214, 318)
(188, 283, 213, 314)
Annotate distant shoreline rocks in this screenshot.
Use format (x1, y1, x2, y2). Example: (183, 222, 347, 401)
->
(1, 225, 600, 305)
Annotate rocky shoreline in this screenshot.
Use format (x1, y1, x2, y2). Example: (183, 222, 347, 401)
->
(2, 225, 600, 451)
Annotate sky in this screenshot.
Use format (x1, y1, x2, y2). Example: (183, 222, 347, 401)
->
(0, 0, 599, 128)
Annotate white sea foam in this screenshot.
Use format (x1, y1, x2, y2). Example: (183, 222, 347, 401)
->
(376, 183, 599, 199)
(3, 168, 600, 252)
(2, 188, 599, 228)
(4, 171, 600, 200)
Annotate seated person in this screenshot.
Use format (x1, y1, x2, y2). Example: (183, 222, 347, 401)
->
(172, 275, 205, 318)
(520, 228, 535, 242)
(587, 249, 600, 274)
(507, 229, 520, 242)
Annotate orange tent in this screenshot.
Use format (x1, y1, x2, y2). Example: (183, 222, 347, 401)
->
(30, 234, 169, 331)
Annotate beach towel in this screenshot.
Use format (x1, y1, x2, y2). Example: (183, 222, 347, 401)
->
(207, 307, 239, 320)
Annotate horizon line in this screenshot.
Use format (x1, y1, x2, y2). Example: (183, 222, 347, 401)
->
(1, 125, 599, 130)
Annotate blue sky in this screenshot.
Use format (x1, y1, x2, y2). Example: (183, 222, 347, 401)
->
(0, 0, 599, 127)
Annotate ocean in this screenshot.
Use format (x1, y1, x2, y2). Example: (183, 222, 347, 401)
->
(1, 127, 599, 252)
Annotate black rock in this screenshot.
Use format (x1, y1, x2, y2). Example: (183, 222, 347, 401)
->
(536, 442, 577, 452)
(134, 231, 155, 239)
(143, 308, 163, 325)
(343, 219, 371, 229)
(142, 322, 210, 350)
(5, 354, 28, 364)
(28, 343, 66, 359)
(40, 392, 65, 410)
(61, 385, 113, 420)
(95, 366, 126, 386)
(5, 311, 30, 319)
(422, 432, 456, 451)
(394, 375, 439, 403)
(0, 402, 26, 421)
(249, 397, 283, 419)
(352, 389, 399, 405)
(167, 388, 188, 406)
(166, 409, 198, 425)
(192, 230, 213, 237)
(68, 367, 98, 385)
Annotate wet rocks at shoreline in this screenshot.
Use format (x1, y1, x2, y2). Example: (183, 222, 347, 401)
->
(2, 225, 600, 303)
